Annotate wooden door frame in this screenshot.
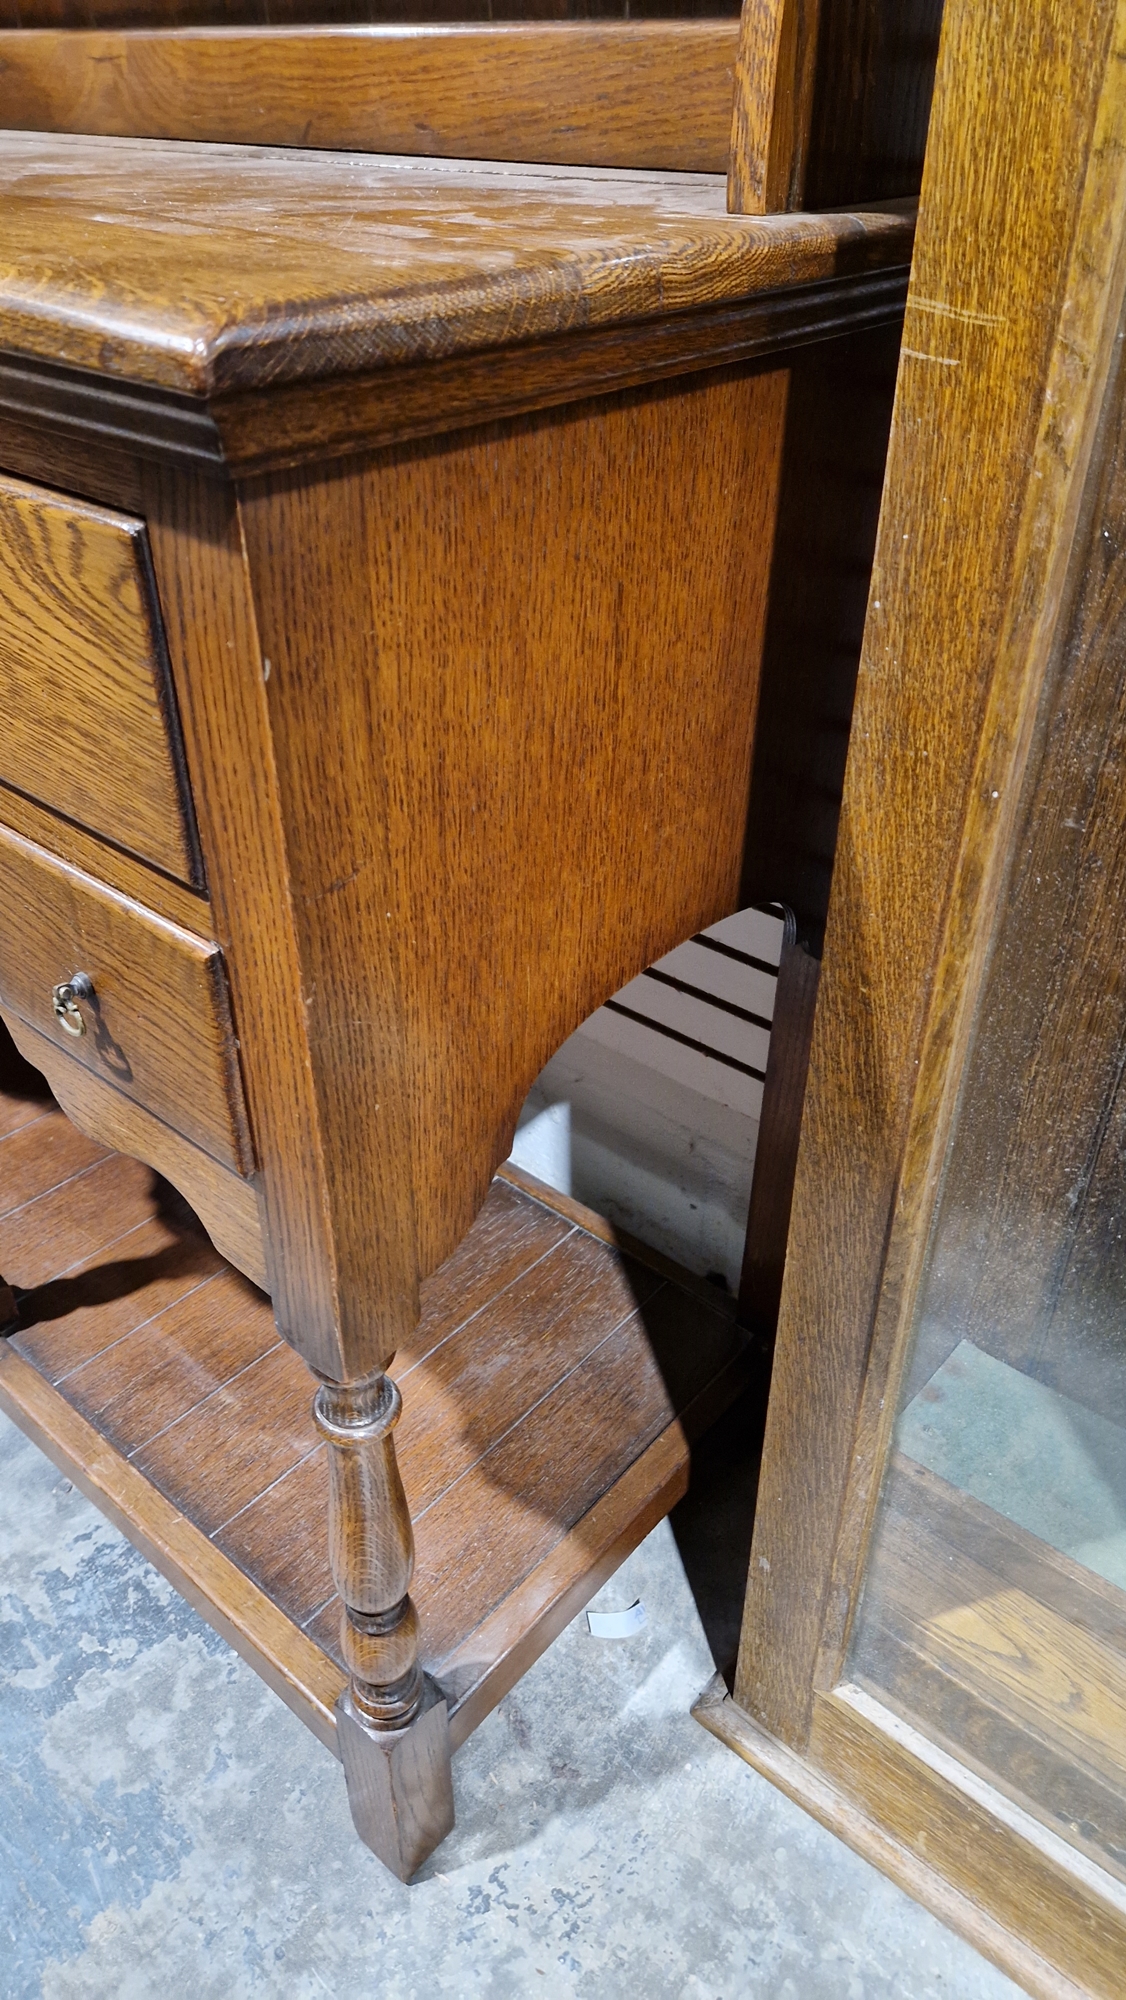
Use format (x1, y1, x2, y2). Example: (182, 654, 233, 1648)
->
(699, 0, 1126, 1992)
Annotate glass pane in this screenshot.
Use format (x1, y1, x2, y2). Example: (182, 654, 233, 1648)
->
(846, 365, 1126, 1885)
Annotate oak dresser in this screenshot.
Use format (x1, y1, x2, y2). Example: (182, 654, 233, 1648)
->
(0, 0, 929, 1875)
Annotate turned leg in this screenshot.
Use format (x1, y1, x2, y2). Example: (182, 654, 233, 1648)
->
(312, 1368, 454, 1880)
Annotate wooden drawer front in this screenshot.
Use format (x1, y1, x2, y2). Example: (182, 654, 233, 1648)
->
(0, 824, 251, 1174)
(0, 471, 199, 885)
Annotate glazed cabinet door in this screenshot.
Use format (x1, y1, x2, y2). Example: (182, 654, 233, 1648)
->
(844, 366, 1126, 1898)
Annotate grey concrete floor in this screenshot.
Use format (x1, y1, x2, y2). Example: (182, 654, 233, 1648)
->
(0, 1407, 1023, 2000)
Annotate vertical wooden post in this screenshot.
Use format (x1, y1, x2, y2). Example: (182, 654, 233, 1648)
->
(726, 0, 943, 217)
(727, 0, 821, 215)
(313, 1369, 454, 1879)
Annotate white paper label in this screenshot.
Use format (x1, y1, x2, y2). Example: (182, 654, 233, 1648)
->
(586, 1599, 647, 1638)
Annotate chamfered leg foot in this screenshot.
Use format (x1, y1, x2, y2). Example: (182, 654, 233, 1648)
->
(336, 1675, 454, 1881)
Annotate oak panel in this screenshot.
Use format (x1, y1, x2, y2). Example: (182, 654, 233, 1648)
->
(727, 0, 941, 215)
(0, 23, 738, 174)
(213, 1447, 327, 1629)
(397, 1309, 682, 1662)
(0, 778, 212, 936)
(208, 269, 911, 478)
(727, 0, 813, 214)
(0, 471, 198, 882)
(0, 409, 147, 515)
(393, 1234, 662, 1516)
(0, 1092, 50, 1142)
(238, 366, 787, 1366)
(141, 466, 348, 1375)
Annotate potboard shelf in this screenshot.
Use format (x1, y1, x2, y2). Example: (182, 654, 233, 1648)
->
(0, 1074, 749, 1757)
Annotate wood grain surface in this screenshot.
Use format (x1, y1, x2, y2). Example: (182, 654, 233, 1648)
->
(0, 0, 738, 20)
(12, 1215, 225, 1386)
(202, 1213, 728, 1629)
(3, 1015, 265, 1285)
(136, 319, 901, 1389)
(0, 470, 198, 883)
(233, 366, 785, 1368)
(735, 0, 1126, 1749)
(0, 780, 212, 936)
(736, 322, 903, 947)
(0, 22, 738, 174)
(0, 267, 911, 480)
(0, 132, 915, 398)
(727, 0, 942, 215)
(727, 0, 816, 213)
(335, 1677, 453, 1881)
(0, 408, 141, 515)
(0, 1102, 105, 1218)
(314, 1371, 427, 1728)
(142, 467, 359, 1378)
(800, 0, 942, 211)
(0, 824, 251, 1172)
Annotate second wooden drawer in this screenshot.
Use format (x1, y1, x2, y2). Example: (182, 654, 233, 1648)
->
(0, 824, 252, 1174)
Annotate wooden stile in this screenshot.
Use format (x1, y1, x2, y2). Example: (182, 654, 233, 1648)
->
(727, 0, 942, 214)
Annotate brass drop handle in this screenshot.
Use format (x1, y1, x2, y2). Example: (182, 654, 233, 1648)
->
(51, 972, 95, 1037)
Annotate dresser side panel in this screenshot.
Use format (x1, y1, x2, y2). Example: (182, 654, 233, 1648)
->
(238, 364, 787, 1293)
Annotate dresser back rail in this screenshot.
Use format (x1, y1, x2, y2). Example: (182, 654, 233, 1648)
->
(0, 21, 738, 174)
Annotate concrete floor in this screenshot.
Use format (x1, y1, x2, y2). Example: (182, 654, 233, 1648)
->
(1, 1407, 1024, 2000)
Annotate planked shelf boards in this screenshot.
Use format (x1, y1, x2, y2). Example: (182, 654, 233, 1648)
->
(0, 1069, 750, 1760)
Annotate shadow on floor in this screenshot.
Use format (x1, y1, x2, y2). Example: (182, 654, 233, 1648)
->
(667, 1381, 764, 1688)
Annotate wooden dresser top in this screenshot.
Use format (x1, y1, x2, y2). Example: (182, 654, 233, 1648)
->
(0, 132, 914, 397)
